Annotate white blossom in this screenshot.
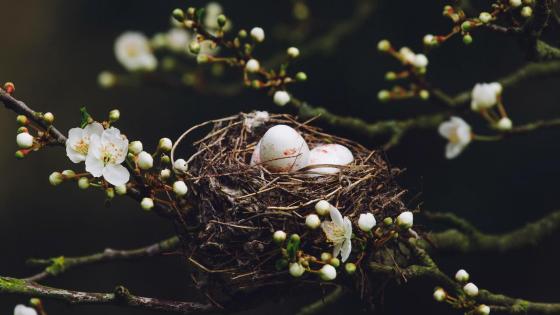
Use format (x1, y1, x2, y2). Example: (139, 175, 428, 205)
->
(160, 168, 171, 180)
(137, 151, 154, 170)
(245, 59, 260, 73)
(438, 117, 472, 159)
(358, 213, 376, 232)
(305, 214, 321, 229)
(166, 28, 190, 53)
(273, 91, 291, 106)
(66, 122, 104, 163)
(16, 132, 34, 149)
(114, 32, 157, 71)
(289, 262, 305, 277)
(471, 82, 502, 111)
(173, 180, 188, 196)
(463, 282, 479, 297)
(14, 305, 37, 315)
(321, 205, 352, 262)
(396, 211, 414, 229)
(455, 269, 470, 282)
(250, 27, 265, 42)
(319, 264, 337, 281)
(85, 127, 130, 186)
(412, 54, 429, 68)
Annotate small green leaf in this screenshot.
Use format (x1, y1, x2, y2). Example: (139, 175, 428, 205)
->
(195, 8, 205, 24)
(80, 107, 92, 128)
(286, 236, 300, 260)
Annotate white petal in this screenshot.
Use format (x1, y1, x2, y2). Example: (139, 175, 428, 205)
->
(455, 125, 472, 145)
(85, 154, 104, 177)
(438, 121, 454, 138)
(66, 147, 86, 163)
(329, 206, 344, 227)
(102, 164, 130, 186)
(340, 239, 352, 262)
(14, 305, 38, 315)
(445, 142, 465, 159)
(88, 134, 102, 159)
(332, 242, 342, 259)
(67, 127, 84, 143)
(343, 217, 353, 238)
(84, 122, 104, 137)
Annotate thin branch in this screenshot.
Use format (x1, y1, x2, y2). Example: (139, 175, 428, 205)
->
(25, 236, 180, 282)
(0, 277, 215, 314)
(294, 286, 346, 315)
(423, 210, 560, 253)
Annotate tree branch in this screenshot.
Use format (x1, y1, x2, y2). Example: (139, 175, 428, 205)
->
(294, 286, 345, 315)
(0, 277, 215, 314)
(423, 210, 560, 253)
(25, 236, 180, 282)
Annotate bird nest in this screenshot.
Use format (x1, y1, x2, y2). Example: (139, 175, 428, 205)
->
(174, 112, 412, 299)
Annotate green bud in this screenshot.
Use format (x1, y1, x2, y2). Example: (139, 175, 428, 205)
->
(461, 21, 472, 32)
(196, 54, 209, 64)
(62, 170, 76, 179)
(238, 29, 248, 38)
(172, 8, 185, 22)
(377, 90, 391, 102)
(15, 150, 25, 159)
(106, 188, 115, 199)
(17, 126, 28, 134)
(290, 234, 301, 242)
(109, 109, 120, 122)
(295, 72, 308, 82)
(321, 252, 332, 261)
(345, 262, 357, 274)
(43, 112, 55, 124)
(385, 71, 397, 81)
(16, 115, 28, 126)
(161, 155, 171, 164)
(186, 7, 196, 18)
(463, 34, 473, 45)
(78, 177, 90, 190)
(419, 90, 430, 100)
(217, 14, 227, 27)
(49, 172, 63, 186)
(329, 257, 340, 267)
(383, 217, 393, 225)
(189, 41, 201, 54)
(115, 184, 127, 196)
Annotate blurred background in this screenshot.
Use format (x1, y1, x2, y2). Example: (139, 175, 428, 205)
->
(1, 0, 560, 314)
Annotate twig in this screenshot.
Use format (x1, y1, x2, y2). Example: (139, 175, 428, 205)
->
(25, 236, 180, 282)
(0, 277, 215, 314)
(295, 286, 346, 315)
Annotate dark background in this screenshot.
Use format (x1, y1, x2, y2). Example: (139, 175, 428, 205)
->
(1, 0, 560, 314)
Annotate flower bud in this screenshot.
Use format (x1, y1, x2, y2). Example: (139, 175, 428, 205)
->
(172, 8, 185, 22)
(461, 21, 473, 32)
(273, 91, 291, 106)
(289, 262, 305, 277)
(305, 214, 321, 229)
(196, 54, 209, 64)
(329, 257, 340, 267)
(128, 141, 143, 155)
(496, 117, 512, 130)
(189, 41, 201, 54)
(315, 200, 331, 216)
(137, 151, 154, 170)
(396, 211, 413, 229)
(160, 154, 171, 164)
(141, 197, 154, 211)
(521, 6, 532, 17)
(412, 54, 429, 68)
(273, 230, 287, 243)
(238, 29, 248, 38)
(160, 168, 171, 180)
(158, 138, 173, 152)
(377, 39, 391, 52)
(49, 172, 63, 186)
(173, 180, 188, 196)
(43, 112, 55, 124)
(509, 0, 522, 7)
(479, 12, 492, 23)
(321, 252, 332, 261)
(295, 72, 307, 82)
(463, 34, 473, 45)
(358, 213, 376, 232)
(378, 90, 391, 102)
(419, 90, 430, 100)
(98, 71, 116, 88)
(78, 177, 90, 189)
(16, 115, 28, 126)
(290, 233, 301, 242)
(16, 132, 34, 149)
(4, 82, 15, 94)
(463, 282, 479, 297)
(319, 264, 337, 281)
(109, 109, 120, 122)
(245, 59, 260, 73)
(106, 187, 115, 199)
(250, 27, 265, 42)
(455, 269, 470, 282)
(115, 184, 127, 195)
(345, 262, 357, 274)
(433, 287, 447, 302)
(287, 47, 300, 58)
(217, 14, 227, 28)
(15, 150, 26, 159)
(423, 34, 437, 46)
(476, 304, 491, 315)
(62, 170, 76, 178)
(383, 217, 393, 225)
(173, 158, 188, 173)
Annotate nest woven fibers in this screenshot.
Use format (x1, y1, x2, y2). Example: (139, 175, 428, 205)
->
(171, 111, 414, 299)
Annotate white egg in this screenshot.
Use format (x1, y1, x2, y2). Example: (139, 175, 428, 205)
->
(307, 147, 342, 176)
(250, 140, 261, 166)
(315, 144, 354, 164)
(259, 125, 310, 172)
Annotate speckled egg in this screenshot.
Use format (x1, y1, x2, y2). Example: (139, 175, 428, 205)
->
(250, 140, 261, 166)
(306, 144, 354, 176)
(259, 125, 310, 172)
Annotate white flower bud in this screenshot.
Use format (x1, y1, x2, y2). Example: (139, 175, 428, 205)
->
(433, 288, 447, 302)
(273, 91, 291, 106)
(315, 200, 331, 216)
(129, 141, 143, 155)
(49, 172, 63, 186)
(476, 304, 491, 315)
(396, 211, 414, 229)
(455, 269, 470, 282)
(509, 0, 522, 7)
(496, 117, 513, 130)
(305, 214, 321, 229)
(423, 34, 436, 46)
(463, 282, 479, 297)
(62, 170, 76, 178)
(160, 168, 171, 180)
(16, 132, 34, 149)
(98, 71, 116, 88)
(250, 27, 265, 42)
(377, 39, 391, 52)
(137, 151, 154, 170)
(358, 213, 376, 232)
(43, 112, 55, 124)
(141, 197, 154, 210)
(109, 109, 120, 122)
(287, 47, 300, 58)
(412, 54, 429, 68)
(78, 177, 90, 189)
(245, 59, 260, 73)
(479, 12, 492, 23)
(173, 180, 188, 196)
(273, 230, 287, 243)
(319, 264, 337, 281)
(115, 184, 127, 195)
(521, 6, 532, 17)
(159, 138, 173, 152)
(289, 262, 305, 277)
(173, 158, 188, 173)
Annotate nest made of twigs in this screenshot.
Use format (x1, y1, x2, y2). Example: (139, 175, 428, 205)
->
(173, 112, 411, 296)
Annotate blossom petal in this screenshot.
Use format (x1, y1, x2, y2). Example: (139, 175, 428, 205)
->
(340, 239, 352, 262)
(102, 164, 130, 186)
(85, 153, 104, 177)
(343, 217, 353, 239)
(329, 206, 344, 227)
(84, 122, 104, 137)
(445, 143, 466, 159)
(14, 305, 38, 315)
(88, 134, 103, 160)
(332, 242, 342, 259)
(67, 127, 84, 144)
(66, 147, 86, 163)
